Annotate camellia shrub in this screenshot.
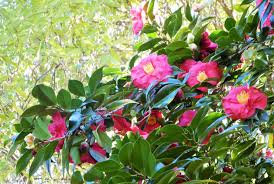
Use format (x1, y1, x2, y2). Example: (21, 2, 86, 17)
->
(11, 0, 273, 183)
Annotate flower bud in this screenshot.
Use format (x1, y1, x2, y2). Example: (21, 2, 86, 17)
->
(189, 43, 197, 50)
(24, 133, 35, 149)
(187, 33, 195, 43)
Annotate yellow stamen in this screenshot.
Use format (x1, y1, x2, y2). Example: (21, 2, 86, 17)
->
(237, 91, 249, 104)
(148, 116, 157, 125)
(143, 62, 155, 74)
(197, 71, 208, 82)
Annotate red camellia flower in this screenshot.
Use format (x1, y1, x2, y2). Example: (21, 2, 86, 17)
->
(69, 143, 106, 164)
(200, 32, 218, 59)
(187, 61, 222, 92)
(139, 110, 163, 133)
(111, 109, 132, 135)
(178, 110, 197, 126)
(222, 86, 267, 120)
(131, 54, 173, 89)
(111, 109, 148, 138)
(48, 112, 67, 152)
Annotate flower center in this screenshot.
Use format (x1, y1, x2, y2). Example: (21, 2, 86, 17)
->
(143, 62, 155, 74)
(148, 116, 157, 125)
(236, 91, 249, 104)
(197, 71, 208, 82)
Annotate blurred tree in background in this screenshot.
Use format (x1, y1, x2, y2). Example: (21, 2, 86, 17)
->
(0, 0, 246, 183)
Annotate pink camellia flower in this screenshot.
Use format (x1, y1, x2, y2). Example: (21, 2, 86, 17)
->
(200, 32, 218, 59)
(48, 112, 67, 152)
(130, 5, 145, 35)
(179, 110, 197, 126)
(222, 86, 267, 120)
(131, 54, 173, 89)
(111, 109, 148, 138)
(139, 110, 163, 133)
(178, 59, 198, 78)
(187, 61, 222, 92)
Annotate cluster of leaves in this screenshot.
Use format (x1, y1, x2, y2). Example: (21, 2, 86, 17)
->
(10, 0, 273, 184)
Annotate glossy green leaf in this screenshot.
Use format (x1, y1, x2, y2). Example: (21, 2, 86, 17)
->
(94, 160, 122, 172)
(68, 80, 85, 96)
(93, 130, 112, 153)
(57, 89, 71, 109)
(88, 67, 103, 95)
(29, 147, 46, 176)
(32, 118, 51, 140)
(16, 150, 32, 174)
(32, 84, 57, 106)
(106, 99, 138, 111)
(138, 38, 162, 52)
(71, 171, 84, 184)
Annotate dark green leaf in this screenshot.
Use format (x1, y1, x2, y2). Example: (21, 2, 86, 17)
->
(241, 0, 255, 5)
(138, 38, 162, 52)
(70, 146, 81, 165)
(71, 171, 84, 184)
(106, 99, 138, 111)
(94, 160, 122, 172)
(68, 80, 85, 96)
(21, 105, 47, 117)
(84, 167, 104, 181)
(16, 150, 32, 174)
(142, 25, 158, 34)
(129, 54, 139, 69)
(32, 84, 57, 106)
(185, 3, 192, 21)
(165, 41, 188, 51)
(147, 0, 155, 20)
(57, 89, 71, 109)
(153, 84, 181, 108)
(93, 130, 112, 153)
(32, 118, 51, 140)
(44, 141, 59, 160)
(119, 142, 133, 166)
(29, 147, 46, 176)
(88, 67, 103, 95)
(225, 17, 236, 31)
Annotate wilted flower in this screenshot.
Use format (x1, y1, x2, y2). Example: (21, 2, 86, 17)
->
(222, 86, 267, 120)
(24, 133, 35, 149)
(131, 54, 173, 89)
(187, 61, 222, 92)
